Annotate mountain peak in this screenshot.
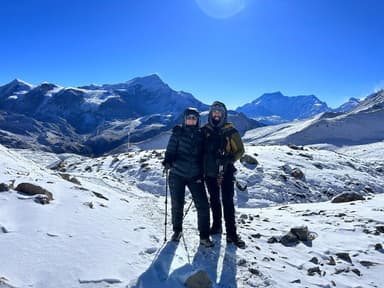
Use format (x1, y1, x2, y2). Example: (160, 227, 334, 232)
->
(99, 74, 168, 92)
(0, 78, 33, 96)
(350, 89, 384, 113)
(256, 91, 284, 101)
(8, 78, 33, 88)
(126, 74, 168, 89)
(237, 92, 330, 123)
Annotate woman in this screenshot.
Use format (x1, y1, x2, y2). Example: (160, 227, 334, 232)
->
(163, 107, 213, 247)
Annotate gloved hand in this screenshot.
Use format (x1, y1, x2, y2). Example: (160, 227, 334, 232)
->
(162, 160, 171, 171)
(217, 154, 234, 168)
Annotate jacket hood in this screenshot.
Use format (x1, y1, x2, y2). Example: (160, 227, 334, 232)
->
(183, 107, 200, 127)
(208, 101, 227, 128)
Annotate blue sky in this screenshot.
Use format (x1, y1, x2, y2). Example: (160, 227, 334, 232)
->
(1, 0, 383, 109)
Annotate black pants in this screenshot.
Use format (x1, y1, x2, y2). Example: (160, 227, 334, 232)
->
(205, 168, 237, 237)
(168, 173, 210, 239)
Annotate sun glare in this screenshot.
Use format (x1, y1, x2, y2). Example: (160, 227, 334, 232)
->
(195, 0, 247, 19)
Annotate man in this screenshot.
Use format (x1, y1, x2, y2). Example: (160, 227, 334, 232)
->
(202, 101, 245, 248)
(163, 107, 214, 248)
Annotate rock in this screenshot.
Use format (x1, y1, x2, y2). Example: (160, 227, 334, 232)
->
(298, 153, 313, 160)
(240, 154, 258, 165)
(374, 243, 383, 251)
(291, 168, 305, 180)
(363, 186, 374, 193)
(280, 231, 299, 246)
(59, 173, 81, 185)
(327, 256, 336, 266)
(83, 202, 94, 209)
(336, 252, 352, 263)
(185, 270, 212, 288)
(0, 276, 18, 288)
(309, 257, 319, 264)
(313, 162, 323, 169)
(34, 194, 50, 205)
(376, 226, 384, 233)
(359, 260, 378, 267)
(0, 183, 10, 192)
(251, 233, 261, 239)
(93, 191, 109, 200)
(237, 259, 247, 266)
(1, 225, 9, 233)
(15, 183, 53, 202)
(267, 236, 279, 244)
(248, 268, 261, 276)
(270, 226, 317, 246)
(335, 267, 350, 274)
(352, 268, 361, 276)
(287, 144, 304, 150)
(307, 266, 321, 276)
(331, 192, 365, 203)
(290, 226, 310, 241)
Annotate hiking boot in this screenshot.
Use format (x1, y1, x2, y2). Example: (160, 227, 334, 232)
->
(209, 226, 222, 235)
(226, 234, 246, 249)
(170, 231, 182, 242)
(200, 237, 214, 248)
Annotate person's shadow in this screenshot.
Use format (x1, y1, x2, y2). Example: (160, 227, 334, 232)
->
(217, 243, 237, 288)
(132, 236, 238, 288)
(166, 235, 223, 287)
(167, 235, 238, 287)
(132, 241, 178, 288)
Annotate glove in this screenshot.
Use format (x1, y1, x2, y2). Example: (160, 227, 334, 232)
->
(217, 154, 234, 167)
(162, 160, 171, 171)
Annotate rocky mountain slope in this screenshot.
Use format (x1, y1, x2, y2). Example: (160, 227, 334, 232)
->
(0, 76, 260, 156)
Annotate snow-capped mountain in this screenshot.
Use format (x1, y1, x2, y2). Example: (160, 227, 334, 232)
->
(243, 90, 384, 146)
(0, 78, 34, 100)
(333, 97, 361, 113)
(0, 75, 261, 156)
(0, 74, 208, 132)
(1, 139, 383, 288)
(236, 92, 330, 124)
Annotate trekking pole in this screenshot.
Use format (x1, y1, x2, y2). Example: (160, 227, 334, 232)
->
(163, 168, 169, 243)
(183, 198, 194, 220)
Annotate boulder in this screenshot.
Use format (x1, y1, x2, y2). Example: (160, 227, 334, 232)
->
(331, 192, 365, 203)
(240, 154, 258, 166)
(185, 270, 212, 288)
(0, 183, 9, 192)
(15, 182, 54, 203)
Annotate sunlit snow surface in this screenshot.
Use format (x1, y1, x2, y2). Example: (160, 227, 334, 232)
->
(0, 142, 383, 288)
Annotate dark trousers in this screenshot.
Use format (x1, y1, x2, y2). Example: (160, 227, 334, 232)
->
(168, 173, 210, 239)
(205, 169, 237, 237)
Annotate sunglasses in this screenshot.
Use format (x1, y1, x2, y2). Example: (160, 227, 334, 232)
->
(186, 115, 198, 120)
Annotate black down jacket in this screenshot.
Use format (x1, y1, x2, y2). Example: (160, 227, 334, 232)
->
(164, 125, 204, 178)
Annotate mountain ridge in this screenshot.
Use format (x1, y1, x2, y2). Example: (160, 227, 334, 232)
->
(0, 75, 261, 156)
(243, 90, 384, 146)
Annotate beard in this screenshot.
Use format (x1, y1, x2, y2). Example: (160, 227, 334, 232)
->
(212, 117, 221, 126)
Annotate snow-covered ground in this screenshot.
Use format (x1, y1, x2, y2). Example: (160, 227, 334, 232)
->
(1, 143, 383, 288)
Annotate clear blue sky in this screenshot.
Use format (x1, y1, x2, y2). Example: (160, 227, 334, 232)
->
(1, 0, 383, 109)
